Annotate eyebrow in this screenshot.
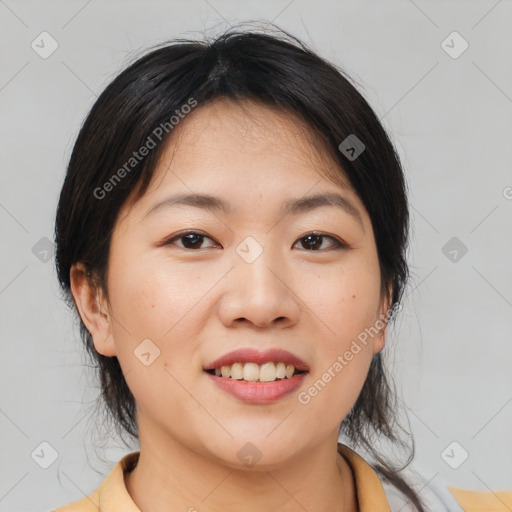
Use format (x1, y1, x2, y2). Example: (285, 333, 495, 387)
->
(143, 192, 364, 229)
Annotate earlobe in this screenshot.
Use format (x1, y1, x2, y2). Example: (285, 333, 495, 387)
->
(69, 263, 116, 357)
(372, 329, 386, 355)
(372, 286, 393, 355)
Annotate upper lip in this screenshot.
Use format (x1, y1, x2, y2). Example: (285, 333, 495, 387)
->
(204, 348, 309, 372)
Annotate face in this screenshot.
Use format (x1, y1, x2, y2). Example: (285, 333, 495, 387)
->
(74, 98, 390, 470)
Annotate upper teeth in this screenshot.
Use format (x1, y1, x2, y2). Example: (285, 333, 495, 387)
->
(213, 362, 298, 381)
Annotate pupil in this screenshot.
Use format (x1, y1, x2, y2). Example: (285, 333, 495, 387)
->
(184, 234, 202, 249)
(304, 235, 321, 250)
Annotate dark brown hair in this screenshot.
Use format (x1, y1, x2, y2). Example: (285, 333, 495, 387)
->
(55, 23, 423, 510)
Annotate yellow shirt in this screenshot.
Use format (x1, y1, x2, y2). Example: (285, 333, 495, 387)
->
(52, 443, 511, 512)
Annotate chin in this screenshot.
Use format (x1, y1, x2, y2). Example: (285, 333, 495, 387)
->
(202, 436, 302, 472)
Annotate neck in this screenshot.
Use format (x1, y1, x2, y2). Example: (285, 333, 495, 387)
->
(124, 423, 358, 512)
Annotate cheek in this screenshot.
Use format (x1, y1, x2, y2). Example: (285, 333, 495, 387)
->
(107, 252, 207, 342)
(106, 250, 225, 402)
(297, 256, 381, 416)
(298, 302, 376, 430)
(106, 255, 207, 425)
(309, 254, 382, 344)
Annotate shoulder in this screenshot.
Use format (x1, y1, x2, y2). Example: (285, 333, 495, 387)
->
(380, 476, 465, 511)
(448, 487, 512, 512)
(51, 490, 99, 512)
(50, 451, 139, 512)
(337, 443, 464, 511)
(381, 474, 512, 512)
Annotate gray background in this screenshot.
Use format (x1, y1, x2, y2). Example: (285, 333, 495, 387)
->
(1, 1, 511, 510)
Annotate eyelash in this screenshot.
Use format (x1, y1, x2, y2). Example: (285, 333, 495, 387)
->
(161, 230, 348, 252)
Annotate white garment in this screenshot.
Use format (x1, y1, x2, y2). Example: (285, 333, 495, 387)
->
(380, 473, 465, 511)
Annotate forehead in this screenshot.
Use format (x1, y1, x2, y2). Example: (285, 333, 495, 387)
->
(175, 97, 319, 147)
(118, 97, 365, 229)
(151, 97, 352, 190)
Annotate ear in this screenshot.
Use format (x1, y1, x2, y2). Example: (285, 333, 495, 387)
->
(372, 284, 393, 355)
(70, 262, 116, 357)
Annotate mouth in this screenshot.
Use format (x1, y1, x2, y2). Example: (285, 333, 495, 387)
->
(204, 362, 308, 382)
(203, 348, 310, 383)
(203, 352, 309, 404)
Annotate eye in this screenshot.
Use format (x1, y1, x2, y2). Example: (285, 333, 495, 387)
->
(294, 232, 347, 251)
(161, 230, 347, 251)
(163, 230, 219, 250)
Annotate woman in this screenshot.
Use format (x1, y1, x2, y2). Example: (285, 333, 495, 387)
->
(52, 25, 501, 512)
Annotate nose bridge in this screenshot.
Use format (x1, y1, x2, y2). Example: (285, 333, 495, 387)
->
(235, 235, 284, 298)
(218, 235, 299, 327)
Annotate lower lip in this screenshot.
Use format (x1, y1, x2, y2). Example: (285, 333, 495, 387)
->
(204, 372, 308, 404)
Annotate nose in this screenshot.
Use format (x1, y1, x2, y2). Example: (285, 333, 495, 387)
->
(216, 243, 301, 329)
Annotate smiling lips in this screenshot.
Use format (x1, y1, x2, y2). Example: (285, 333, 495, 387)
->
(203, 348, 309, 403)
(208, 361, 300, 382)
(204, 347, 309, 374)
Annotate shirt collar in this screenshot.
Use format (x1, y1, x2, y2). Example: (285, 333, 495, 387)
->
(95, 443, 391, 511)
(337, 443, 391, 511)
(96, 451, 140, 512)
